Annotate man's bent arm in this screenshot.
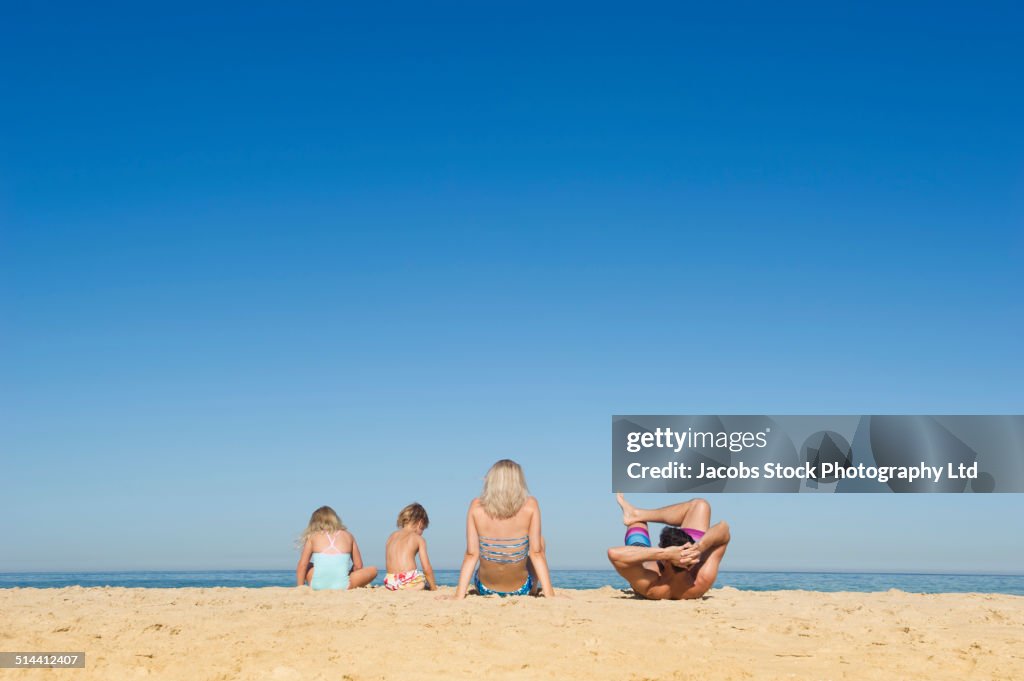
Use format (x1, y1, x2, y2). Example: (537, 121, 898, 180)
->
(607, 545, 675, 566)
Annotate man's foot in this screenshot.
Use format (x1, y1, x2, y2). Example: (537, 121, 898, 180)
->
(616, 493, 643, 526)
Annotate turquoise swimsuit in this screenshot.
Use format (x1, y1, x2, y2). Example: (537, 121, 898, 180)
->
(474, 569, 534, 596)
(309, 531, 353, 591)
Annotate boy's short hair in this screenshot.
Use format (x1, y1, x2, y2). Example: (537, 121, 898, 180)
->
(397, 502, 429, 529)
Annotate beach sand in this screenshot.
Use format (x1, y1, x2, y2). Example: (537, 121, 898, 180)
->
(2, 586, 1021, 680)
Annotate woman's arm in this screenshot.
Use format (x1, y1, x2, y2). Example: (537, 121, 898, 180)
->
(452, 503, 480, 599)
(418, 536, 438, 590)
(351, 535, 364, 571)
(527, 498, 555, 597)
(295, 539, 313, 587)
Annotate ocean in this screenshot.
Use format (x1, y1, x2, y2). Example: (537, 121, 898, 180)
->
(2, 570, 1023, 595)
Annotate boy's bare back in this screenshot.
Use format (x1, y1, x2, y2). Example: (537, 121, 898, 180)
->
(385, 528, 423, 573)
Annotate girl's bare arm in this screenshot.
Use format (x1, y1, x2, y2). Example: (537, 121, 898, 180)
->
(351, 535, 364, 570)
(295, 539, 313, 587)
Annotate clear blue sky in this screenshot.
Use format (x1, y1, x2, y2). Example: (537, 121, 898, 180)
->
(2, 2, 1022, 573)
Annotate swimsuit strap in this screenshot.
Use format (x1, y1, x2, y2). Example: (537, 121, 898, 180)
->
(478, 535, 529, 542)
(478, 535, 530, 564)
(324, 531, 340, 552)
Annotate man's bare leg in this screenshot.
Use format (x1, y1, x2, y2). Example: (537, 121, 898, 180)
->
(617, 493, 711, 532)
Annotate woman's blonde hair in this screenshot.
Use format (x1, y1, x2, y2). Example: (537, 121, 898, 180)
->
(300, 505, 347, 543)
(480, 459, 529, 519)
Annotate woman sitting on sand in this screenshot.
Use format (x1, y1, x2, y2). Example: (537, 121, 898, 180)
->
(296, 506, 378, 590)
(451, 459, 555, 598)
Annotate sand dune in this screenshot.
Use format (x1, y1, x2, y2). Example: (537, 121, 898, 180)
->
(2, 586, 1021, 680)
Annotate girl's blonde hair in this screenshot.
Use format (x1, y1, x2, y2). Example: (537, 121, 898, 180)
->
(300, 506, 347, 543)
(480, 459, 529, 519)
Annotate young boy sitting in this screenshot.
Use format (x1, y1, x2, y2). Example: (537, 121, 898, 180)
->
(384, 503, 438, 591)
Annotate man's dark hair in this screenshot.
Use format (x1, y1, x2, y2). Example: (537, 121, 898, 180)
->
(659, 526, 695, 549)
(658, 526, 697, 573)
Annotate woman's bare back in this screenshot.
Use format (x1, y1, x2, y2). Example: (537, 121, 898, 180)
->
(472, 497, 537, 591)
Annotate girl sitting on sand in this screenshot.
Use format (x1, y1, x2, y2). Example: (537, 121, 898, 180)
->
(383, 503, 438, 591)
(296, 506, 378, 590)
(451, 459, 555, 598)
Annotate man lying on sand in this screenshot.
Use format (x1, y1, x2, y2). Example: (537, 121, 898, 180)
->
(607, 494, 730, 600)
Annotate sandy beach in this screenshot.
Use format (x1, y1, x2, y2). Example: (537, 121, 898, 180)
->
(2, 586, 1021, 681)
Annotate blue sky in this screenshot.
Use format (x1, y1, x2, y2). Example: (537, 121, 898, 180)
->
(1, 2, 1022, 573)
